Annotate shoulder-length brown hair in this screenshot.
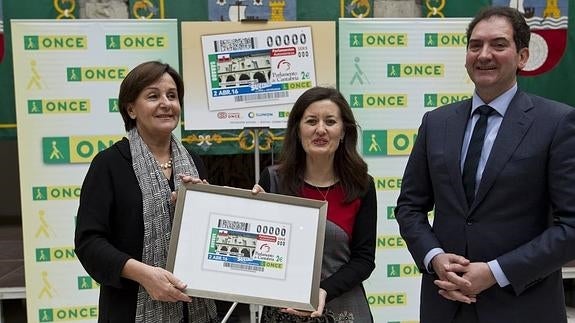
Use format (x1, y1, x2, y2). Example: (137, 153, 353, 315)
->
(276, 86, 369, 202)
(118, 61, 184, 131)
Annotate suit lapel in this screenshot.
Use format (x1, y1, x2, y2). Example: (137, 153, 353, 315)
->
(471, 91, 534, 211)
(445, 100, 472, 210)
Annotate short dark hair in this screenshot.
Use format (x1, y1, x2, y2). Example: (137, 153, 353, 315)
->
(118, 61, 184, 131)
(466, 6, 530, 52)
(277, 86, 369, 202)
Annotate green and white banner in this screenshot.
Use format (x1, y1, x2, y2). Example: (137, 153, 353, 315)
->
(11, 20, 178, 322)
(339, 18, 473, 322)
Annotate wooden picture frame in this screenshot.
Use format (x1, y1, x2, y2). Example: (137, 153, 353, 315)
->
(166, 183, 327, 311)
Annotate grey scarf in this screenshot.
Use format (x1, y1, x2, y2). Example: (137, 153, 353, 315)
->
(128, 128, 216, 323)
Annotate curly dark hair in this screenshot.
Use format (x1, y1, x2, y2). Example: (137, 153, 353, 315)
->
(118, 61, 184, 131)
(276, 86, 369, 203)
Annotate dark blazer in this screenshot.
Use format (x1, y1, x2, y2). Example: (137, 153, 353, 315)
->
(395, 90, 575, 323)
(74, 138, 208, 322)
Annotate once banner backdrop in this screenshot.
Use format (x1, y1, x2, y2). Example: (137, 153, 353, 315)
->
(339, 18, 473, 322)
(12, 20, 178, 323)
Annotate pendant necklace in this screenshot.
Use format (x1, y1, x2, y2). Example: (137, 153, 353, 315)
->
(314, 185, 331, 201)
(157, 158, 172, 170)
(310, 177, 335, 201)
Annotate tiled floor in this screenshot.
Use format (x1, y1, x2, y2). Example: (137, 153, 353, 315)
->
(0, 222, 25, 323)
(229, 306, 575, 323)
(0, 300, 253, 322)
(1, 301, 575, 322)
(0, 225, 24, 290)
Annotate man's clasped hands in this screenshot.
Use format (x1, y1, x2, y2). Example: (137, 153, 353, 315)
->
(431, 253, 498, 304)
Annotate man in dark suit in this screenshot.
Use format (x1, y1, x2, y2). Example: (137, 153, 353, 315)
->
(395, 6, 575, 323)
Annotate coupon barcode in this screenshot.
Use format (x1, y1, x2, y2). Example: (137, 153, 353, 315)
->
(214, 37, 256, 53)
(218, 219, 250, 231)
(234, 91, 289, 102)
(224, 262, 264, 272)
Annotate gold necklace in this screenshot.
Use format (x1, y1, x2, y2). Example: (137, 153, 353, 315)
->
(157, 158, 172, 170)
(307, 177, 335, 201)
(314, 184, 331, 201)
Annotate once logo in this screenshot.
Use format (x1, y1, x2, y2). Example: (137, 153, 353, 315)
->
(386, 206, 396, 219)
(36, 247, 76, 262)
(363, 33, 408, 47)
(367, 293, 407, 306)
(387, 264, 421, 277)
(39, 306, 98, 321)
(285, 80, 312, 90)
(387, 63, 444, 77)
(362, 130, 417, 156)
(78, 276, 100, 290)
(28, 99, 90, 114)
(38, 308, 54, 322)
(67, 66, 128, 82)
(424, 33, 467, 47)
(374, 177, 402, 191)
(351, 94, 407, 108)
(106, 34, 167, 50)
(42, 137, 71, 164)
(32, 187, 48, 201)
(25, 35, 87, 50)
(108, 98, 119, 112)
(377, 235, 406, 249)
(43, 136, 121, 164)
(424, 93, 472, 108)
(32, 186, 81, 201)
(71, 136, 119, 163)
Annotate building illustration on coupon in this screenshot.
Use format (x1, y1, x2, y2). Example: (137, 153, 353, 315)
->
(203, 213, 290, 280)
(201, 27, 316, 111)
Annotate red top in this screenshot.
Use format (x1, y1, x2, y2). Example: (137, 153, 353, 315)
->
(300, 183, 361, 240)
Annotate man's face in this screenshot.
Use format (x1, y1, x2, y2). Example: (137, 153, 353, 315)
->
(465, 16, 529, 102)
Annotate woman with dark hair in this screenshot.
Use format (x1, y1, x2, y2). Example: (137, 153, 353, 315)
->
(253, 86, 377, 322)
(75, 61, 218, 322)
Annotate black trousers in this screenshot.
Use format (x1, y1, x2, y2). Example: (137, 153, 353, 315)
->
(452, 303, 479, 323)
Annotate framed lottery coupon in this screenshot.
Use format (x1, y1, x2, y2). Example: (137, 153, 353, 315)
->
(166, 183, 327, 311)
(201, 26, 316, 111)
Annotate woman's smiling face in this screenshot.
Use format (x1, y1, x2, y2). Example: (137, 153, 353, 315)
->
(298, 99, 344, 159)
(127, 72, 181, 140)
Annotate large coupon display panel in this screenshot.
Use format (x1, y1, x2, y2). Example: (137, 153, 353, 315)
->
(182, 21, 336, 130)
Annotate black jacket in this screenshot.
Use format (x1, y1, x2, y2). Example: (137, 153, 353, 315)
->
(75, 138, 207, 322)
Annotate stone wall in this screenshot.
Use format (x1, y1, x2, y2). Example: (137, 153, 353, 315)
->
(79, 0, 129, 19)
(77, 0, 422, 19)
(375, 0, 421, 17)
